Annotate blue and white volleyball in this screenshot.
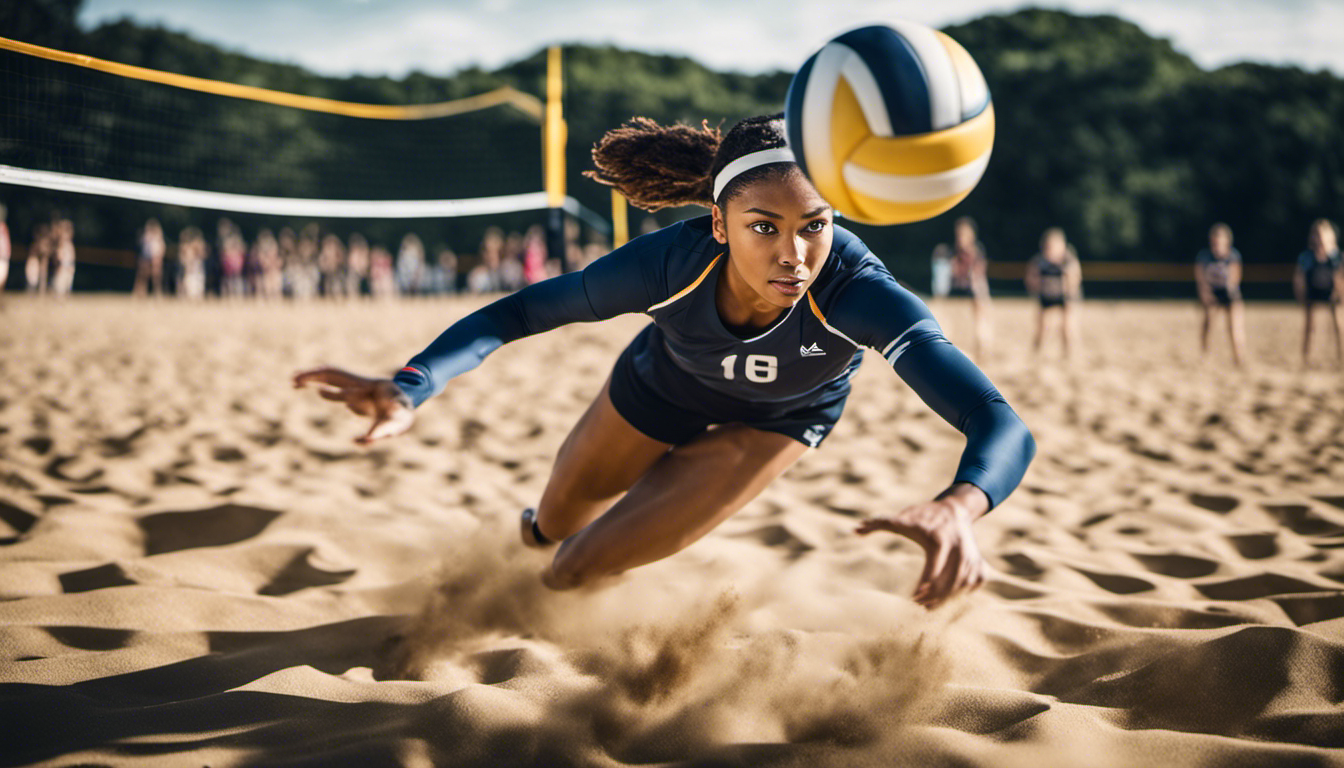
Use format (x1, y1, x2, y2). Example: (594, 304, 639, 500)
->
(785, 22, 994, 225)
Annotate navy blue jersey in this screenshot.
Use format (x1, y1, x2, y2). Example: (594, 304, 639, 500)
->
(1196, 247, 1240, 289)
(1298, 249, 1341, 294)
(392, 216, 1034, 508)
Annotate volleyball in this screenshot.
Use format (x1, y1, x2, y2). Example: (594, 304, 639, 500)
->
(785, 22, 994, 225)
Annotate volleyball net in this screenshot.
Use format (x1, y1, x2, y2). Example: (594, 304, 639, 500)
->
(0, 35, 609, 276)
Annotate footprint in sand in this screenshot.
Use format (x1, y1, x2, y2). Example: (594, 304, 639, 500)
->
(1272, 593, 1344, 626)
(258, 548, 358, 596)
(1131, 553, 1220, 579)
(137, 504, 283, 556)
(58, 562, 138, 593)
(1195, 573, 1333, 601)
(42, 625, 137, 651)
(1261, 503, 1344, 537)
(0, 501, 39, 543)
(1187, 493, 1240, 514)
(1227, 532, 1279, 559)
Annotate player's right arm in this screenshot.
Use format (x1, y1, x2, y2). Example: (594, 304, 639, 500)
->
(293, 225, 676, 442)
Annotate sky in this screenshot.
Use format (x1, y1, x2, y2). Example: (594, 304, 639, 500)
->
(77, 0, 1344, 78)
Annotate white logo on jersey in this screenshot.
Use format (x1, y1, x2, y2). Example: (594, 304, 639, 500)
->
(800, 342, 826, 357)
(802, 424, 827, 447)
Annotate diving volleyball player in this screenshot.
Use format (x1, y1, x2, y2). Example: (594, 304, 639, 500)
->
(294, 115, 1035, 609)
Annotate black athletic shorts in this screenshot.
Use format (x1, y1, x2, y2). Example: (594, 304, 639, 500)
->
(1211, 286, 1241, 306)
(1039, 294, 1067, 309)
(1307, 286, 1338, 305)
(607, 326, 850, 448)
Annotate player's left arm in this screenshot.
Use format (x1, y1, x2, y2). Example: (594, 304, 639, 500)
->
(828, 265, 1035, 608)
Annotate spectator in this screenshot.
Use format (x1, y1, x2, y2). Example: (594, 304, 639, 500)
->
(177, 226, 207, 300)
(50, 219, 75, 298)
(396, 233, 425, 295)
(134, 218, 166, 298)
(346, 233, 370, 298)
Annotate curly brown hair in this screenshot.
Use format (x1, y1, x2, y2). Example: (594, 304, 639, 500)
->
(585, 114, 792, 211)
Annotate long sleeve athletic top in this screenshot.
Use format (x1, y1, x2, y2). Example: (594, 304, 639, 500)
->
(394, 217, 1034, 508)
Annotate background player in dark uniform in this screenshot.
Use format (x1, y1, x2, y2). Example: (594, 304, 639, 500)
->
(295, 115, 1035, 610)
(1024, 227, 1082, 359)
(1194, 222, 1247, 366)
(1295, 218, 1343, 365)
(941, 216, 992, 361)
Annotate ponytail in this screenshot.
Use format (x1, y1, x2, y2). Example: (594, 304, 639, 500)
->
(585, 117, 721, 211)
(586, 114, 792, 212)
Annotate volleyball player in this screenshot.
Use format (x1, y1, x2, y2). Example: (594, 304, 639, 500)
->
(1024, 227, 1082, 358)
(1295, 218, 1342, 364)
(943, 216, 992, 360)
(1195, 223, 1247, 366)
(295, 116, 1035, 610)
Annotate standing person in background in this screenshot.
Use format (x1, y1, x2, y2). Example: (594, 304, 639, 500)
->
(1194, 222, 1247, 367)
(50, 219, 76, 299)
(1295, 218, 1343, 365)
(522, 224, 549, 285)
(25, 221, 51, 294)
(346, 234, 371, 298)
(177, 226, 207, 300)
(930, 242, 952, 300)
(945, 216, 992, 360)
(220, 226, 248, 299)
(430, 246, 458, 295)
(254, 229, 284, 301)
(318, 233, 347, 299)
(397, 234, 425, 296)
(369, 245, 397, 299)
(468, 227, 506, 294)
(1025, 227, 1083, 359)
(134, 219, 166, 298)
(0, 204, 10, 296)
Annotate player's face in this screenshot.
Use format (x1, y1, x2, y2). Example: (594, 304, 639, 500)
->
(1313, 224, 1336, 254)
(711, 170, 834, 312)
(1210, 230, 1231, 256)
(1042, 232, 1066, 261)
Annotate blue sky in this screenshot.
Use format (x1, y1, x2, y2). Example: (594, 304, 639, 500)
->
(79, 0, 1344, 78)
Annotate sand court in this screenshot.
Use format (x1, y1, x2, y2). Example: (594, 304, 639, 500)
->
(1, 295, 1342, 767)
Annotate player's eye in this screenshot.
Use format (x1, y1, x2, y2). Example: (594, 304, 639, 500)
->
(750, 221, 777, 235)
(803, 220, 828, 233)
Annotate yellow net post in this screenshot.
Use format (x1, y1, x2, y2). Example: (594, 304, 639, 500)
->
(611, 189, 629, 248)
(544, 45, 567, 207)
(544, 45, 571, 270)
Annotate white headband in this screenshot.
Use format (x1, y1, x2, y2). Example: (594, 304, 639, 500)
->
(712, 147, 797, 201)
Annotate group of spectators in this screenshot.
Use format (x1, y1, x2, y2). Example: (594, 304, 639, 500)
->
(0, 204, 78, 298)
(0, 206, 592, 301)
(932, 216, 1343, 365)
(132, 218, 570, 301)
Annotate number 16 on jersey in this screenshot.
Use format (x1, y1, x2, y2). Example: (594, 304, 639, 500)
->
(720, 354, 778, 383)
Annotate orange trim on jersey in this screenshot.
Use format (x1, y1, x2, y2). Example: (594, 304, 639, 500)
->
(646, 253, 722, 312)
(806, 291, 828, 323)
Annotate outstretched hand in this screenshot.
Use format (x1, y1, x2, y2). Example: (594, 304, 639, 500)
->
(293, 366, 415, 445)
(856, 483, 990, 609)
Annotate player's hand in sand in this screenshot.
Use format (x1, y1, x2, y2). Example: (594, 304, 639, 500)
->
(855, 482, 990, 610)
(293, 366, 415, 445)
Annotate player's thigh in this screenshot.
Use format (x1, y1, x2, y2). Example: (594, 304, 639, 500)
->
(552, 424, 808, 581)
(540, 379, 672, 509)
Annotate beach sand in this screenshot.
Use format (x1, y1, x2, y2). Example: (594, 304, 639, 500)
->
(1, 295, 1341, 767)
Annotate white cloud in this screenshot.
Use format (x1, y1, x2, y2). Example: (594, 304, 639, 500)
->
(76, 0, 1344, 77)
